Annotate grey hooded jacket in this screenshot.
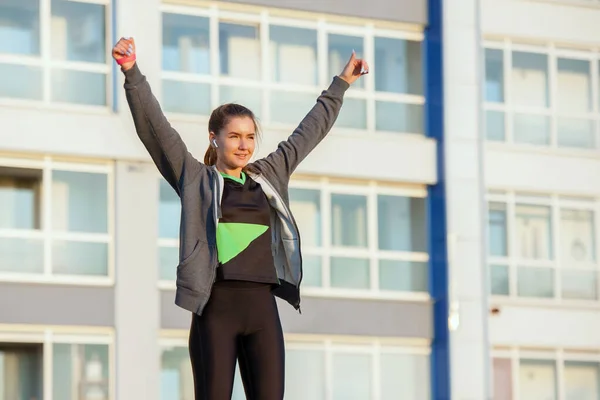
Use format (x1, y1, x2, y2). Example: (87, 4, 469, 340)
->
(123, 63, 349, 315)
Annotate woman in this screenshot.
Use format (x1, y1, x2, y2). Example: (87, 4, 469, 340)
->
(112, 37, 368, 400)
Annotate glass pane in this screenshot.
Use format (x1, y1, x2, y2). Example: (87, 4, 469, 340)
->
(332, 353, 371, 400)
(557, 58, 591, 113)
(486, 110, 506, 141)
(511, 52, 549, 108)
(518, 267, 554, 298)
(375, 38, 422, 95)
(51, 69, 106, 106)
(379, 260, 428, 292)
(219, 86, 262, 119)
(485, 48, 504, 103)
(301, 255, 322, 287)
(159, 246, 178, 281)
(331, 194, 367, 247)
(514, 113, 550, 145)
(162, 80, 211, 115)
(329, 34, 364, 88)
(515, 204, 553, 259)
(493, 358, 513, 400)
(53, 343, 109, 400)
(51, 0, 106, 63)
(159, 180, 180, 239)
(289, 188, 321, 247)
(337, 98, 366, 129)
(270, 90, 316, 125)
(331, 257, 370, 289)
(565, 361, 600, 400)
(160, 347, 194, 400)
(52, 171, 108, 234)
(519, 359, 557, 400)
(491, 264, 510, 296)
(562, 270, 597, 300)
(0, 0, 40, 55)
(557, 118, 595, 149)
(561, 209, 595, 265)
(489, 202, 507, 256)
(375, 101, 424, 134)
(0, 343, 43, 400)
(220, 22, 260, 80)
(52, 241, 108, 276)
(0, 64, 43, 100)
(378, 195, 426, 252)
(162, 13, 210, 74)
(0, 238, 44, 274)
(285, 349, 325, 400)
(270, 26, 317, 85)
(381, 353, 430, 400)
(0, 168, 42, 229)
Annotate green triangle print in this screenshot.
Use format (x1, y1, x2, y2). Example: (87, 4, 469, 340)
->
(216, 223, 268, 264)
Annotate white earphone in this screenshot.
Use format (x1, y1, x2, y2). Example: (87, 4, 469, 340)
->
(212, 139, 218, 148)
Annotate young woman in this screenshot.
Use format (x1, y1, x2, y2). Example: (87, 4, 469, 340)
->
(112, 37, 368, 400)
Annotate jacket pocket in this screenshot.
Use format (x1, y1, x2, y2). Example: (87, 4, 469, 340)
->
(178, 238, 201, 269)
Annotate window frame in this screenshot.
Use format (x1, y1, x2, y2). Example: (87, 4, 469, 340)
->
(0, 155, 115, 285)
(484, 39, 600, 151)
(0, 0, 114, 111)
(157, 176, 429, 301)
(0, 324, 115, 400)
(492, 346, 600, 400)
(487, 190, 600, 305)
(159, 3, 425, 137)
(159, 331, 430, 400)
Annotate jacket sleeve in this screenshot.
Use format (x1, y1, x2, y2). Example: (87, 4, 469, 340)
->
(253, 76, 349, 180)
(123, 63, 203, 195)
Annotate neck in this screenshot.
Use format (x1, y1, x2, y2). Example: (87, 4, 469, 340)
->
(215, 161, 243, 178)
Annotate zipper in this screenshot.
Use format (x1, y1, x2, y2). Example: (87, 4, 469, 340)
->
(250, 173, 304, 312)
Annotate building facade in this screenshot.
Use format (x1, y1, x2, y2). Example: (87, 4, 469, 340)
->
(483, 0, 600, 399)
(0, 0, 444, 399)
(1, 0, 599, 399)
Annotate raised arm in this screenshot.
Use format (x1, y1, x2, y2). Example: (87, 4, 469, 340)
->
(253, 51, 368, 181)
(113, 37, 202, 195)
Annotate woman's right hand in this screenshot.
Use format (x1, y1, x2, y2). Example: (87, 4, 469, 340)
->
(112, 37, 136, 71)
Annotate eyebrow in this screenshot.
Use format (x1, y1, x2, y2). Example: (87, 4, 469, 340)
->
(227, 131, 256, 136)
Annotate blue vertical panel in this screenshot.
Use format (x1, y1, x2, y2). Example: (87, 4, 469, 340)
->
(425, 0, 451, 398)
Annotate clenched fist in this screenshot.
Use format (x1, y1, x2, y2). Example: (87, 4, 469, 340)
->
(112, 37, 136, 71)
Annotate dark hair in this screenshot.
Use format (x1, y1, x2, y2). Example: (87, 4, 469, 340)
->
(204, 103, 261, 168)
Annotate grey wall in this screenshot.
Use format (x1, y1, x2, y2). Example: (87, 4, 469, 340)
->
(219, 0, 427, 25)
(161, 290, 432, 339)
(0, 284, 114, 326)
(114, 161, 161, 400)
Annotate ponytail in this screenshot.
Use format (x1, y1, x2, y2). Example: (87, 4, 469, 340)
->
(204, 145, 217, 166)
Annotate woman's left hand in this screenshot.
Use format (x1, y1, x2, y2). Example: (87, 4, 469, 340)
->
(338, 51, 369, 85)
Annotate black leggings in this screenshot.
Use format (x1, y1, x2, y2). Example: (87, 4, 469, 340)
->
(188, 281, 285, 400)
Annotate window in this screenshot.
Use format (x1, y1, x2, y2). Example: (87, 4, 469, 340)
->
(286, 340, 430, 400)
(487, 192, 600, 301)
(53, 343, 110, 399)
(160, 6, 424, 135)
(493, 350, 600, 400)
(0, 158, 113, 282)
(289, 181, 428, 296)
(157, 179, 429, 297)
(158, 180, 180, 282)
(483, 41, 600, 150)
(0, 343, 43, 400)
(0, 0, 110, 106)
(0, 331, 112, 400)
(160, 344, 245, 400)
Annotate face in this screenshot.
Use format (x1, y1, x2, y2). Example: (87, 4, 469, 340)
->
(210, 116, 256, 171)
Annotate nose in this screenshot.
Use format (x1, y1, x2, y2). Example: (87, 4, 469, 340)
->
(239, 138, 249, 150)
